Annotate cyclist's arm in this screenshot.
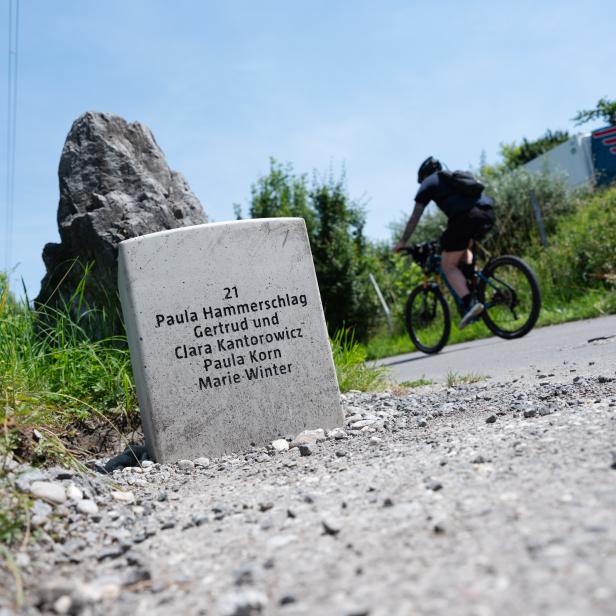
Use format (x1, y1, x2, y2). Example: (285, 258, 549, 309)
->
(393, 201, 426, 252)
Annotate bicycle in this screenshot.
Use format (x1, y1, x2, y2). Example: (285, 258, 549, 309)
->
(402, 241, 541, 354)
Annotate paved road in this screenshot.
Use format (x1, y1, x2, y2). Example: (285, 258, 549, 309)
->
(378, 315, 616, 384)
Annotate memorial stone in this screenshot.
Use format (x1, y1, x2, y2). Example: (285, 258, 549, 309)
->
(118, 218, 343, 462)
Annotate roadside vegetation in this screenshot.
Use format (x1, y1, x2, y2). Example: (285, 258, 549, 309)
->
(0, 276, 386, 469)
(365, 183, 616, 358)
(0, 280, 387, 547)
(1, 97, 614, 521)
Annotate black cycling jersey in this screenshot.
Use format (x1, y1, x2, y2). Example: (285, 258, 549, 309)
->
(415, 172, 493, 218)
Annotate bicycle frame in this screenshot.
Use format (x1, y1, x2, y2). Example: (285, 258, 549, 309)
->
(422, 251, 507, 312)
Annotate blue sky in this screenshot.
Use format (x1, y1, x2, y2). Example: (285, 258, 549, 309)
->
(1, 0, 615, 298)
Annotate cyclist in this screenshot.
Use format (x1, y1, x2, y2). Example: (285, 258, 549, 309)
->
(393, 156, 495, 329)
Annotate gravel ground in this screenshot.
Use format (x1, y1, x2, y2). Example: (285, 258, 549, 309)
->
(2, 371, 616, 616)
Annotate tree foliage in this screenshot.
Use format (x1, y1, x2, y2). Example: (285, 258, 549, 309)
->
(244, 159, 379, 339)
(478, 166, 580, 257)
(572, 97, 616, 127)
(499, 129, 570, 171)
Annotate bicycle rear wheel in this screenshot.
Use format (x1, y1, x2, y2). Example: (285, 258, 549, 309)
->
(405, 285, 451, 354)
(478, 255, 541, 339)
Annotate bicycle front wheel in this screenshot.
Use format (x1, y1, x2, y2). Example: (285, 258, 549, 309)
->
(478, 255, 541, 339)
(405, 285, 451, 354)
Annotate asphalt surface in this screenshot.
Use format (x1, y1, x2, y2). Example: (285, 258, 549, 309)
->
(379, 315, 616, 384)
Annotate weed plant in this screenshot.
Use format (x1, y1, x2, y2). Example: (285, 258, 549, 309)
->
(330, 328, 390, 392)
(0, 274, 137, 467)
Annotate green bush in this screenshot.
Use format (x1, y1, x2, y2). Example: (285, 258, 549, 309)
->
(242, 159, 382, 339)
(480, 167, 581, 257)
(528, 185, 616, 303)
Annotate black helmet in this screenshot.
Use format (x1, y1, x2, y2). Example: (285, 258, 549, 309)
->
(417, 156, 442, 183)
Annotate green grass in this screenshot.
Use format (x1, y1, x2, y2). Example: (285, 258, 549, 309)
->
(331, 328, 390, 392)
(445, 370, 489, 387)
(365, 288, 616, 360)
(398, 378, 434, 388)
(0, 275, 388, 464)
(0, 277, 138, 470)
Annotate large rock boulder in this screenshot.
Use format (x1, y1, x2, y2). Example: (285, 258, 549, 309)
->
(35, 111, 208, 335)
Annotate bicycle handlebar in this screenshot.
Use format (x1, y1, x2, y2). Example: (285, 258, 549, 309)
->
(400, 240, 441, 261)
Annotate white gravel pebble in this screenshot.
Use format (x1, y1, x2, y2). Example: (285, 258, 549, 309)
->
(177, 459, 195, 471)
(53, 595, 72, 615)
(327, 427, 348, 440)
(292, 428, 326, 446)
(194, 457, 210, 468)
(29, 481, 67, 505)
(271, 439, 289, 452)
(77, 500, 99, 515)
(66, 484, 83, 502)
(111, 490, 135, 503)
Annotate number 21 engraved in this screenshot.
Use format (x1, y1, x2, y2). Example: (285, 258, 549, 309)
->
(223, 286, 238, 299)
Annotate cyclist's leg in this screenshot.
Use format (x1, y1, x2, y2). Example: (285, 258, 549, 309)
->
(441, 215, 474, 299)
(458, 242, 474, 276)
(441, 213, 486, 328)
(441, 250, 469, 298)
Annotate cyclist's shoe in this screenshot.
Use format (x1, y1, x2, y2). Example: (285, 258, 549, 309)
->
(458, 301, 484, 330)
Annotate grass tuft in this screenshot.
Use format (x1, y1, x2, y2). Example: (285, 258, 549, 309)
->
(398, 378, 434, 388)
(331, 328, 390, 392)
(445, 371, 489, 387)
(0, 274, 138, 469)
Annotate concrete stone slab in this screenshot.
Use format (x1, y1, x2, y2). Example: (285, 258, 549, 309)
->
(118, 218, 342, 462)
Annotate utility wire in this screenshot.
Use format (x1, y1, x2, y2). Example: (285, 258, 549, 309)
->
(4, 0, 19, 277)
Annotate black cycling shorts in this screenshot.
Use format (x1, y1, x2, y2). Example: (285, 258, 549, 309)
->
(440, 205, 495, 252)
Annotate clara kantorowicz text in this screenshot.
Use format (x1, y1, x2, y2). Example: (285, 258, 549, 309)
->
(154, 288, 309, 390)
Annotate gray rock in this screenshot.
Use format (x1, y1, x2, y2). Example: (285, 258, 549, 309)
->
(218, 589, 268, 616)
(31, 500, 53, 526)
(30, 481, 67, 505)
(35, 111, 207, 336)
(15, 468, 46, 491)
(322, 516, 342, 536)
(111, 490, 135, 503)
(48, 467, 75, 481)
(350, 419, 377, 429)
(327, 427, 348, 440)
(298, 444, 314, 457)
(291, 429, 326, 447)
(194, 457, 211, 468)
(177, 459, 195, 471)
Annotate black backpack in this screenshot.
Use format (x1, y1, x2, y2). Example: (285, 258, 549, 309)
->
(438, 170, 484, 197)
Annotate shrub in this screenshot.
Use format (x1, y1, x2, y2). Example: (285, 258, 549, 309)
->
(480, 166, 581, 257)
(243, 159, 382, 339)
(528, 186, 616, 302)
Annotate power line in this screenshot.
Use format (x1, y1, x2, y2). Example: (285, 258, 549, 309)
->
(4, 0, 19, 277)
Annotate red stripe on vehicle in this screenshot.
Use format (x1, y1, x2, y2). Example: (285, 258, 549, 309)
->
(603, 136, 616, 145)
(593, 126, 616, 138)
